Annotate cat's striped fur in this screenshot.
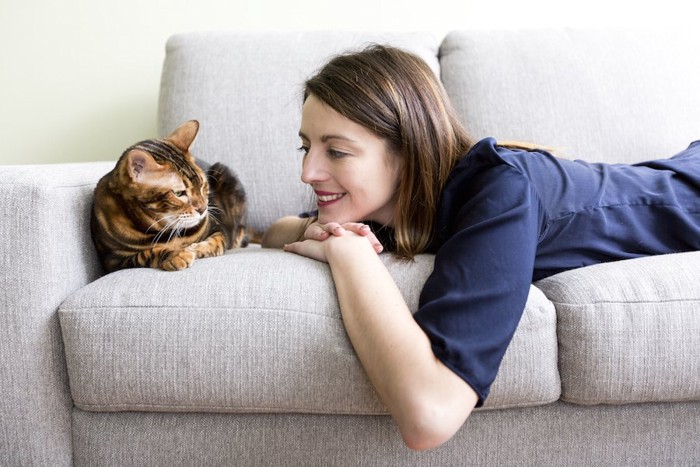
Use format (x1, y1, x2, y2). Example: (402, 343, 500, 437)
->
(91, 120, 249, 272)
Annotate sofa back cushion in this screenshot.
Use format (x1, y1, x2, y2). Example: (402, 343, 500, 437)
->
(158, 32, 439, 232)
(440, 29, 700, 164)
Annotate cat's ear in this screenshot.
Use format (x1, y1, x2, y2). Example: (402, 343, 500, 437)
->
(125, 150, 162, 182)
(165, 120, 199, 152)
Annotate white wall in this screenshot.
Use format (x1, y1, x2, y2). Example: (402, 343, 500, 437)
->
(0, 0, 694, 164)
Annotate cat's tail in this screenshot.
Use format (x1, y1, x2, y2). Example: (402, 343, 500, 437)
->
(206, 162, 250, 249)
(245, 227, 265, 245)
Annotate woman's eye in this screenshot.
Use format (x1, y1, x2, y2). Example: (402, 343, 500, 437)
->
(296, 145, 347, 159)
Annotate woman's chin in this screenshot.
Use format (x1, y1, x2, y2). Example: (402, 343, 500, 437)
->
(317, 212, 357, 225)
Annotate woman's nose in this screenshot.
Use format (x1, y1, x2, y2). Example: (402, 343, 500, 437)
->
(300, 149, 325, 184)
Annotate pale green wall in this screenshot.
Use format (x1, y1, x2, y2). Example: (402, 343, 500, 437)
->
(0, 0, 692, 165)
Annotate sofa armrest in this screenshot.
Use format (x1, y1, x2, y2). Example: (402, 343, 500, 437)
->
(0, 162, 112, 465)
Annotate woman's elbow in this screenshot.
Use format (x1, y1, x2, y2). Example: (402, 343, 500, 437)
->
(396, 398, 474, 451)
(402, 429, 454, 452)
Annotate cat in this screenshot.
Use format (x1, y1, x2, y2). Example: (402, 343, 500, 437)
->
(91, 120, 249, 273)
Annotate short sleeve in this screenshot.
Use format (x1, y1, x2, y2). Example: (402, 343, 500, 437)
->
(414, 164, 542, 406)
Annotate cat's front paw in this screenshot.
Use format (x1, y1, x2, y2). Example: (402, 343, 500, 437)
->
(189, 233, 227, 258)
(160, 249, 196, 271)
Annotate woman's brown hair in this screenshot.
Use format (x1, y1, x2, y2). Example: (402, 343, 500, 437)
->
(304, 44, 475, 259)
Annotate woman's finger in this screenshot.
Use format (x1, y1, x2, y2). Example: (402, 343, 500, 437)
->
(341, 222, 371, 236)
(341, 223, 383, 253)
(365, 232, 384, 253)
(305, 221, 346, 240)
(283, 239, 328, 263)
(304, 222, 330, 241)
(325, 222, 346, 237)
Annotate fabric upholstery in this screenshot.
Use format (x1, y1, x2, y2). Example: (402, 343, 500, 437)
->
(59, 250, 559, 414)
(0, 162, 110, 466)
(158, 31, 440, 233)
(537, 251, 700, 404)
(440, 29, 700, 164)
(72, 401, 700, 466)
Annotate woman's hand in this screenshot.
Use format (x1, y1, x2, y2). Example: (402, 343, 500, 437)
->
(283, 221, 383, 262)
(305, 222, 384, 253)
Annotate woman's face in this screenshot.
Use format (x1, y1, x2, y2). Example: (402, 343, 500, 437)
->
(299, 94, 402, 226)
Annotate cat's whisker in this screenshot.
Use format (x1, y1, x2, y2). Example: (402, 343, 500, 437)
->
(153, 215, 179, 244)
(207, 208, 223, 225)
(165, 227, 177, 244)
(208, 214, 222, 226)
(150, 216, 174, 238)
(146, 219, 161, 233)
(166, 217, 191, 243)
(153, 227, 170, 245)
(152, 223, 169, 244)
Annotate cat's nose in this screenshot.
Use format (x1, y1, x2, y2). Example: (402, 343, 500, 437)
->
(195, 205, 207, 215)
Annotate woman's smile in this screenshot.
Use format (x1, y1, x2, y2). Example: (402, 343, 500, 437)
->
(315, 190, 347, 206)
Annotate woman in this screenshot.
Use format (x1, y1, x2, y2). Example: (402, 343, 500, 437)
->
(262, 45, 700, 450)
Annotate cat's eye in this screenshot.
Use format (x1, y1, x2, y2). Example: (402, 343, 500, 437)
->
(173, 190, 187, 198)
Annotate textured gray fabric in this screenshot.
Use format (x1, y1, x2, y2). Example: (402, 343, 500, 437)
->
(157, 31, 440, 233)
(483, 285, 559, 409)
(72, 401, 700, 466)
(59, 249, 559, 413)
(0, 162, 111, 466)
(537, 252, 700, 405)
(440, 29, 700, 164)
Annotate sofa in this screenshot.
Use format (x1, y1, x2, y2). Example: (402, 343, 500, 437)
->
(2, 28, 699, 466)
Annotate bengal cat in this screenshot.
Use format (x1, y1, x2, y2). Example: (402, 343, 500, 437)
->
(91, 120, 249, 273)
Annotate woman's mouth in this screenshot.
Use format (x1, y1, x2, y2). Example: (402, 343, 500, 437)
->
(316, 191, 346, 206)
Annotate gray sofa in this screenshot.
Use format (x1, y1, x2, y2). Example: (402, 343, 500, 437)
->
(2, 29, 699, 466)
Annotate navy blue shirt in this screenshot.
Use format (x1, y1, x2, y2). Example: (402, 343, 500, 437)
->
(414, 138, 700, 405)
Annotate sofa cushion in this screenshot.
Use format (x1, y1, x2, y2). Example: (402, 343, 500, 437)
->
(158, 31, 440, 233)
(59, 249, 559, 414)
(536, 251, 700, 405)
(439, 29, 700, 164)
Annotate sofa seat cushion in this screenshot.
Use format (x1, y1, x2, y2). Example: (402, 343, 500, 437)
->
(59, 248, 559, 414)
(536, 251, 700, 405)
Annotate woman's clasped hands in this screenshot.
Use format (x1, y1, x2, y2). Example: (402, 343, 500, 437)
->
(283, 221, 383, 262)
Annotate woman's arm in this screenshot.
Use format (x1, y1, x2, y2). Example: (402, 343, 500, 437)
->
(261, 216, 314, 248)
(285, 232, 478, 450)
